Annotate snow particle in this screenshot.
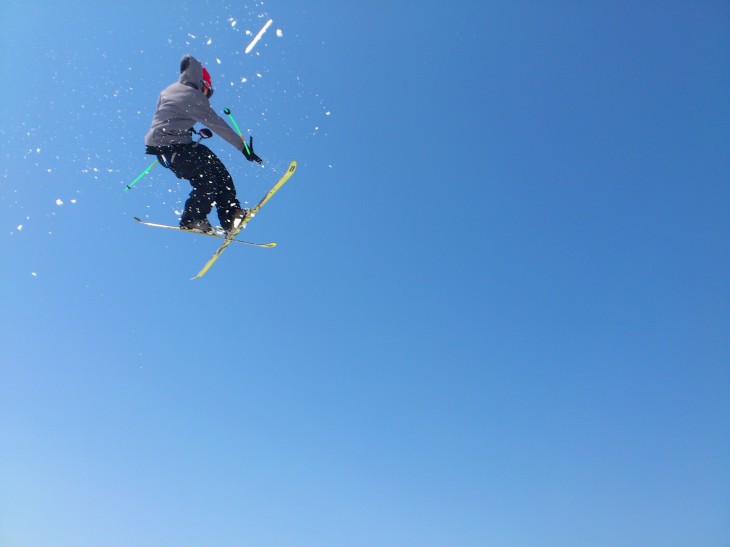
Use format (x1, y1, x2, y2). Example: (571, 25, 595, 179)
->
(276, 29, 283, 37)
(245, 19, 273, 54)
(55, 199, 63, 206)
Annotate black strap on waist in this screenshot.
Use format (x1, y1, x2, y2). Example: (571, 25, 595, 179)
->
(145, 143, 192, 156)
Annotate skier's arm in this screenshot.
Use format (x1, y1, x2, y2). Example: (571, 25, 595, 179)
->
(193, 97, 246, 152)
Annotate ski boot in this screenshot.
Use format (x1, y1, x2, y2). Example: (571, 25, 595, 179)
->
(180, 218, 214, 234)
(228, 208, 250, 231)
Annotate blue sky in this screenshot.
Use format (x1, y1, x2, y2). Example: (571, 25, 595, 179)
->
(1, 1, 728, 545)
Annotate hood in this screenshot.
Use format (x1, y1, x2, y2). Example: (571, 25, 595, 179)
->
(179, 54, 213, 96)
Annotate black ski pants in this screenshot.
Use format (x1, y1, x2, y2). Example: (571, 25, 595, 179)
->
(159, 144, 242, 230)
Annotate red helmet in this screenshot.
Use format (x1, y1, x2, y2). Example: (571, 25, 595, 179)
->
(201, 66, 213, 93)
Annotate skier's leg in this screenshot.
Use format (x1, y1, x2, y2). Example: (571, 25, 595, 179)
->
(195, 145, 243, 231)
(168, 146, 216, 226)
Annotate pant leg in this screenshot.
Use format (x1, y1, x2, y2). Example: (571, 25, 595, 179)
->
(167, 145, 240, 227)
(196, 146, 242, 230)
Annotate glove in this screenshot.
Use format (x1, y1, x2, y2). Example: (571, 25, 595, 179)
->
(242, 136, 262, 164)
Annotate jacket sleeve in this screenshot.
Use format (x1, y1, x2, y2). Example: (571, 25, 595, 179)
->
(191, 94, 246, 152)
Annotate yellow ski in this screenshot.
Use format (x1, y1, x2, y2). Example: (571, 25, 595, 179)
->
(192, 160, 297, 279)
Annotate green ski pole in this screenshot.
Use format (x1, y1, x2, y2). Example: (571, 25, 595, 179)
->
(124, 160, 158, 191)
(223, 107, 252, 157)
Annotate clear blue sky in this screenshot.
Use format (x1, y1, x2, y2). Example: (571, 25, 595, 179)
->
(1, 1, 728, 545)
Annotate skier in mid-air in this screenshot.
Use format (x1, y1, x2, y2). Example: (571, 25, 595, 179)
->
(144, 54, 262, 233)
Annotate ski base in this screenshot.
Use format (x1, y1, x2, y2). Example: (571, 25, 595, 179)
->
(133, 217, 276, 248)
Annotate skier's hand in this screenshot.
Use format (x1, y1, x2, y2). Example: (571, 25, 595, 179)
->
(242, 136, 262, 164)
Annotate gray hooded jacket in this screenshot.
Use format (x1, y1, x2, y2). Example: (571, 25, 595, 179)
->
(144, 54, 245, 152)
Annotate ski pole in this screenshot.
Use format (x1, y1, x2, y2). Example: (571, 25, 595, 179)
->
(223, 107, 253, 157)
(124, 160, 158, 191)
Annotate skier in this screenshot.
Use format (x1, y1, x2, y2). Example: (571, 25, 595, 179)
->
(144, 54, 262, 233)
